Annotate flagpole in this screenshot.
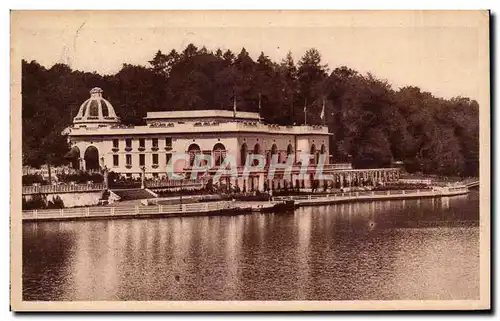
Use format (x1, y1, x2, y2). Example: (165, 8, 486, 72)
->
(258, 93, 262, 117)
(321, 98, 326, 125)
(304, 98, 307, 126)
(233, 95, 237, 118)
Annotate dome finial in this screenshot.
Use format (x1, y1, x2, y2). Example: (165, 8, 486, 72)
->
(90, 87, 103, 98)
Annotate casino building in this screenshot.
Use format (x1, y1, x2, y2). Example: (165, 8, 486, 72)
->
(67, 88, 331, 175)
(64, 88, 399, 190)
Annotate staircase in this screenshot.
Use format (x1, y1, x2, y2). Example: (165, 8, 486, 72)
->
(111, 188, 157, 201)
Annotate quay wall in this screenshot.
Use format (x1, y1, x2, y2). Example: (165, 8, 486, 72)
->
(23, 191, 104, 208)
(21, 188, 468, 222)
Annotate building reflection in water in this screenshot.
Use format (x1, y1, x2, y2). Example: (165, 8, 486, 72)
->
(441, 197, 450, 210)
(294, 210, 312, 298)
(222, 215, 244, 298)
(22, 191, 479, 301)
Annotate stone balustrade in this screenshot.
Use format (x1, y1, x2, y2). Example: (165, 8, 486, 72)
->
(22, 183, 106, 195)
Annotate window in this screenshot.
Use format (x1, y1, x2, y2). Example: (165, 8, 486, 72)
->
(165, 137, 172, 150)
(113, 155, 119, 167)
(152, 154, 158, 165)
(113, 139, 119, 148)
(152, 138, 159, 151)
(166, 153, 172, 165)
(138, 138, 145, 151)
(125, 138, 132, 151)
(139, 154, 145, 166)
(102, 103, 109, 117)
(126, 154, 132, 166)
(89, 100, 99, 117)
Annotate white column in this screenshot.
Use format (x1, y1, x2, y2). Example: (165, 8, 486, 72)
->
(258, 173, 265, 191)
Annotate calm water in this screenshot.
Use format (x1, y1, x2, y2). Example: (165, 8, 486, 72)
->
(23, 191, 480, 301)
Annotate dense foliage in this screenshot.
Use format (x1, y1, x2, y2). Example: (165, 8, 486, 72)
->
(22, 44, 479, 176)
(56, 172, 104, 184)
(22, 194, 65, 210)
(22, 174, 48, 185)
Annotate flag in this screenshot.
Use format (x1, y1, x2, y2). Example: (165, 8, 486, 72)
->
(320, 99, 325, 121)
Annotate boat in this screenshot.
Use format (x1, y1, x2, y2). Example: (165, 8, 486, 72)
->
(259, 200, 296, 213)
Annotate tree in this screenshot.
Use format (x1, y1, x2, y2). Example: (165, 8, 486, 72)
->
(278, 51, 299, 123)
(255, 52, 278, 120)
(233, 48, 257, 112)
(21, 46, 479, 177)
(297, 48, 328, 124)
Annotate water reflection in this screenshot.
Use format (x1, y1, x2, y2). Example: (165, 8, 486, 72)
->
(23, 191, 479, 301)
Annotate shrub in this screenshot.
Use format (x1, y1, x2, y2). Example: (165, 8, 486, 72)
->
(47, 195, 65, 209)
(22, 194, 48, 210)
(57, 171, 104, 184)
(22, 174, 47, 186)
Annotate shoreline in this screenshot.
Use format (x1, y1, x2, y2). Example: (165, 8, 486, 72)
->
(21, 187, 470, 222)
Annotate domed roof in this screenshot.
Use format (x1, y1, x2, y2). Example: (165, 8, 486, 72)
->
(73, 87, 120, 125)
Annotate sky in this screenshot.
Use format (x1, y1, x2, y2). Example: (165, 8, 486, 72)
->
(11, 10, 489, 103)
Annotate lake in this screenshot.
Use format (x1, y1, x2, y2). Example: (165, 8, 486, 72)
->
(22, 190, 479, 301)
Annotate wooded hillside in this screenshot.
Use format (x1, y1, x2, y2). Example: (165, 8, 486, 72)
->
(21, 44, 479, 176)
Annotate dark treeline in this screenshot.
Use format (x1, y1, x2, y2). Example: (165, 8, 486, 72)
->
(22, 43, 479, 176)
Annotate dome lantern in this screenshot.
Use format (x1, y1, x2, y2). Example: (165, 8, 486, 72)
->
(73, 87, 120, 126)
(89, 87, 104, 98)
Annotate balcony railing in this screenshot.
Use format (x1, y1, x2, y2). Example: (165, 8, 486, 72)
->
(22, 183, 106, 195)
(125, 146, 132, 152)
(145, 178, 208, 189)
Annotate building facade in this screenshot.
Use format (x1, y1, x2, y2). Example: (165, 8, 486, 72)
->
(66, 88, 332, 180)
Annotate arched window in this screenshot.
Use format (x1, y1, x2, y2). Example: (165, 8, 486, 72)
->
(102, 101, 109, 117)
(320, 144, 326, 164)
(240, 143, 248, 166)
(253, 143, 261, 155)
(89, 100, 99, 117)
(268, 144, 278, 166)
(187, 143, 201, 167)
(213, 143, 226, 166)
(310, 144, 318, 165)
(253, 143, 261, 166)
(84, 146, 100, 171)
(287, 144, 294, 163)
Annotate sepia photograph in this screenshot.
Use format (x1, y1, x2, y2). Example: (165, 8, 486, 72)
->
(10, 10, 490, 311)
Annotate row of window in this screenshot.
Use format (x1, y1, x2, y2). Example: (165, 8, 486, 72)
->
(113, 153, 173, 167)
(112, 137, 173, 150)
